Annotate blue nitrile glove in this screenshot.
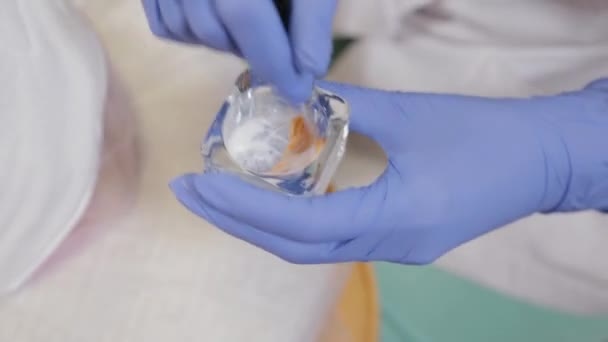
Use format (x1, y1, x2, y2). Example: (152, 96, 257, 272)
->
(170, 79, 608, 264)
(141, 0, 337, 103)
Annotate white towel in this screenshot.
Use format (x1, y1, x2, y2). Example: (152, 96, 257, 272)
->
(0, 0, 106, 294)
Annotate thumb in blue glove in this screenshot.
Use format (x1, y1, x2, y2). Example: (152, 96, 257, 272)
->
(141, 0, 337, 103)
(170, 80, 608, 264)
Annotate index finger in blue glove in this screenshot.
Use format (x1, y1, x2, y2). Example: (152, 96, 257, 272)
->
(170, 175, 337, 264)
(188, 171, 395, 244)
(159, 0, 203, 43)
(214, 0, 313, 103)
(142, 0, 173, 39)
(290, 0, 337, 77)
(182, 0, 238, 52)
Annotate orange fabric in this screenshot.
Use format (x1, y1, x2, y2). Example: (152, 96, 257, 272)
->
(319, 185, 379, 341)
(271, 115, 325, 174)
(318, 263, 380, 342)
(317, 185, 379, 341)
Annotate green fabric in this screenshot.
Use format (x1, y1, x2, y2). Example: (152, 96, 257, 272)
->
(375, 262, 608, 342)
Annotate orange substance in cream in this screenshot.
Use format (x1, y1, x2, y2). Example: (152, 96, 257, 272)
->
(271, 115, 325, 174)
(287, 116, 313, 153)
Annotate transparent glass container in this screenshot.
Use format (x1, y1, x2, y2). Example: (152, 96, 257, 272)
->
(202, 71, 349, 196)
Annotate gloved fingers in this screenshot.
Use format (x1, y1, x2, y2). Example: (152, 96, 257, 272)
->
(182, 0, 238, 53)
(157, 0, 197, 43)
(214, 0, 313, 104)
(180, 171, 391, 244)
(169, 175, 337, 264)
(142, 0, 173, 39)
(316, 81, 408, 154)
(290, 0, 337, 77)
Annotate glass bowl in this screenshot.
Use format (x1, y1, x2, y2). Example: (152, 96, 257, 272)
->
(202, 71, 350, 196)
